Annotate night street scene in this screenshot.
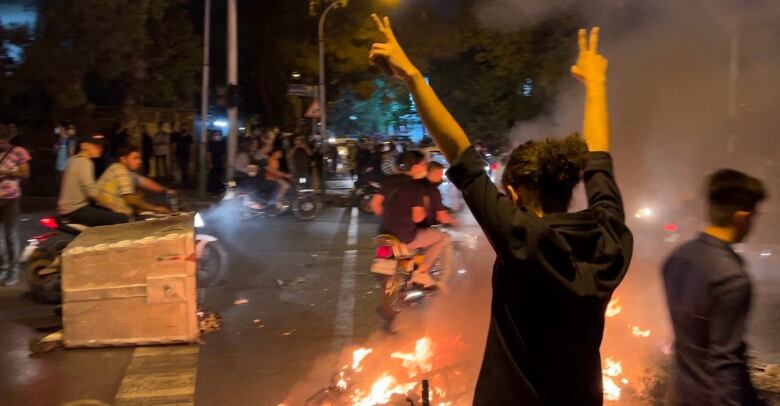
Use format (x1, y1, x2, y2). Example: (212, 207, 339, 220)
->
(0, 0, 779, 405)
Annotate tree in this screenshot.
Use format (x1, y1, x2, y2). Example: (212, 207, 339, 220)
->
(10, 0, 200, 134)
(299, 1, 580, 143)
(329, 78, 411, 135)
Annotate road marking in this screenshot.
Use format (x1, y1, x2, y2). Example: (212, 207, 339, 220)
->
(333, 208, 359, 348)
(346, 207, 359, 246)
(114, 345, 199, 406)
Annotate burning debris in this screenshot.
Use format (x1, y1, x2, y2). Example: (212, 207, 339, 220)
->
(300, 336, 469, 406)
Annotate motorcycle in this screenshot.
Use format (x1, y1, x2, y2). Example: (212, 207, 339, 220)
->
(222, 179, 322, 221)
(23, 211, 228, 304)
(370, 234, 443, 322)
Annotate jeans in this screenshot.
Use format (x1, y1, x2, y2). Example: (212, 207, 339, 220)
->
(406, 228, 451, 273)
(65, 205, 130, 227)
(0, 198, 20, 272)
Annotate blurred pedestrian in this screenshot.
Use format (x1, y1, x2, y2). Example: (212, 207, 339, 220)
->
(207, 131, 226, 194)
(381, 141, 399, 176)
(0, 126, 31, 287)
(171, 123, 194, 187)
(54, 122, 77, 193)
(288, 135, 312, 186)
(662, 170, 767, 406)
(141, 124, 153, 176)
(153, 122, 170, 180)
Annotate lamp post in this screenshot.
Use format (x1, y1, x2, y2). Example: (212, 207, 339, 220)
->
(317, 0, 347, 139)
(198, 0, 211, 198)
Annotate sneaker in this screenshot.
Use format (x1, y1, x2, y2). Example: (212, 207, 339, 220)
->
(411, 271, 437, 289)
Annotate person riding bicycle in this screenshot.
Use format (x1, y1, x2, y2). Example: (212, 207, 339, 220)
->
(370, 150, 449, 288)
(96, 144, 172, 218)
(58, 134, 130, 226)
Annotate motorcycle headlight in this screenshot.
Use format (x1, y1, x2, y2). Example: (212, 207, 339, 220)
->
(194, 212, 205, 228)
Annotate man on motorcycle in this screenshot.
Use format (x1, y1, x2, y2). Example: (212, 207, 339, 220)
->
(96, 144, 172, 217)
(419, 161, 457, 227)
(371, 150, 449, 288)
(257, 141, 292, 209)
(58, 134, 130, 226)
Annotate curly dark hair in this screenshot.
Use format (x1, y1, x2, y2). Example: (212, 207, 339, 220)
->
(501, 133, 589, 213)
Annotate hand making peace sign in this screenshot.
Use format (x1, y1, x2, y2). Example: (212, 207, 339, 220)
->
(571, 27, 608, 84)
(369, 13, 420, 81)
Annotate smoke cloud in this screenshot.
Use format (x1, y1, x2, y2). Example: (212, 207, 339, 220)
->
(477, 0, 780, 383)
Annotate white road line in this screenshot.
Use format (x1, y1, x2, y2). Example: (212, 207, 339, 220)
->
(333, 208, 359, 348)
(346, 207, 359, 246)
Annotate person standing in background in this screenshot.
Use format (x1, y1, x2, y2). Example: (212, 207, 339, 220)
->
(171, 123, 194, 187)
(153, 122, 171, 180)
(0, 127, 31, 287)
(663, 170, 767, 406)
(288, 136, 312, 186)
(54, 123, 77, 193)
(207, 130, 226, 195)
(141, 124, 153, 176)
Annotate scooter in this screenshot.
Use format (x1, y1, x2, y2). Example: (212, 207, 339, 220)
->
(221, 179, 322, 221)
(22, 211, 228, 304)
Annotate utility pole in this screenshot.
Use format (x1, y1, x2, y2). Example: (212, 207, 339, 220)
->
(318, 0, 346, 139)
(198, 0, 211, 198)
(226, 0, 239, 180)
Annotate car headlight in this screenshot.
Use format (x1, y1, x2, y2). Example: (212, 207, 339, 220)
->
(194, 212, 205, 228)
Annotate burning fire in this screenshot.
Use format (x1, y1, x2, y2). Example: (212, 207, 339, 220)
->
(352, 348, 373, 371)
(631, 326, 651, 338)
(391, 337, 433, 378)
(606, 296, 623, 317)
(303, 336, 462, 406)
(602, 293, 656, 402)
(351, 374, 418, 406)
(602, 357, 623, 401)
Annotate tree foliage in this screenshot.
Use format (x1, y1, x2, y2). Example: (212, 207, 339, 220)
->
(6, 0, 200, 129)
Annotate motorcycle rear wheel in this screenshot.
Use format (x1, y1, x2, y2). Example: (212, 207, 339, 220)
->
(293, 195, 322, 221)
(379, 273, 405, 321)
(26, 251, 62, 304)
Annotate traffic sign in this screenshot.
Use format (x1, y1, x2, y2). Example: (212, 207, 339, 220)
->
(288, 84, 316, 97)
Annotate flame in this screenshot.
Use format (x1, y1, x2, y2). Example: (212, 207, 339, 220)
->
(603, 357, 623, 377)
(602, 357, 623, 401)
(606, 296, 622, 317)
(352, 348, 373, 371)
(603, 376, 622, 401)
(631, 326, 651, 338)
(390, 337, 434, 378)
(351, 373, 417, 406)
(336, 371, 348, 391)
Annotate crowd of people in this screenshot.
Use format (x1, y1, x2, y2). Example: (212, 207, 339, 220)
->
(0, 11, 771, 405)
(368, 14, 768, 405)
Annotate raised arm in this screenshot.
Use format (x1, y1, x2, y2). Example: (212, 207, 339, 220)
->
(571, 28, 609, 152)
(369, 14, 470, 163)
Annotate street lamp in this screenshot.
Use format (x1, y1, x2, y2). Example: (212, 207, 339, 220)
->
(314, 0, 348, 139)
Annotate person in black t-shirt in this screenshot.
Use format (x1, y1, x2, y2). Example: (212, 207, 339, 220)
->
(371, 150, 449, 288)
(419, 161, 456, 228)
(369, 17, 632, 405)
(207, 131, 226, 194)
(171, 124, 193, 186)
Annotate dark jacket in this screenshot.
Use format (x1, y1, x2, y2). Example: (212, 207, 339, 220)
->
(663, 233, 762, 406)
(447, 147, 633, 405)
